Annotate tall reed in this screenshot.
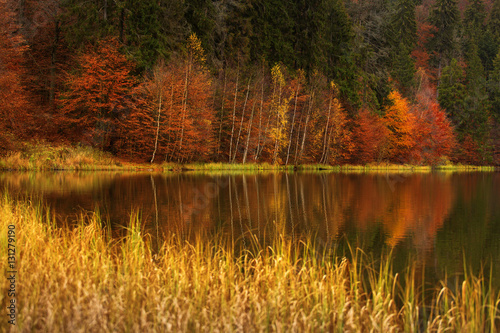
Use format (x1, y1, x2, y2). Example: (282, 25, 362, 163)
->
(0, 196, 498, 332)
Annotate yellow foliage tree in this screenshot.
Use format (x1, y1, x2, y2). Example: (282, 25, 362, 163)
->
(187, 33, 206, 67)
(270, 64, 290, 164)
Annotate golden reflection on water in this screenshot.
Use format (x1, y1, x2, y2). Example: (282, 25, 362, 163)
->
(0, 171, 457, 250)
(2, 170, 500, 285)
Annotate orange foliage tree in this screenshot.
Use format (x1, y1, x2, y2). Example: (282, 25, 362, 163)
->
(58, 38, 136, 149)
(0, 0, 32, 151)
(383, 90, 416, 162)
(116, 33, 215, 163)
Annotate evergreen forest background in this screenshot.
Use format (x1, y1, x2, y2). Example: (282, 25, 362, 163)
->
(2, 0, 500, 165)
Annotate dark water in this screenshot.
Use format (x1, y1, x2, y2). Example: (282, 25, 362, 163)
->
(2, 171, 500, 286)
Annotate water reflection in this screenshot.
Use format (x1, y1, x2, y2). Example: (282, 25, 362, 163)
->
(1, 171, 499, 283)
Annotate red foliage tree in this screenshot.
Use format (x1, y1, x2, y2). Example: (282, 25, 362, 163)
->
(412, 103, 456, 164)
(412, 70, 456, 164)
(454, 134, 483, 165)
(411, 21, 438, 80)
(58, 38, 136, 149)
(352, 109, 389, 164)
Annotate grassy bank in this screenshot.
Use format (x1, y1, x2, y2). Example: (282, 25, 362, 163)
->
(0, 143, 497, 172)
(0, 197, 498, 332)
(0, 143, 125, 171)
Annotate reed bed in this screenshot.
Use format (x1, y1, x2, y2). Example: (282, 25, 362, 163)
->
(0, 196, 499, 332)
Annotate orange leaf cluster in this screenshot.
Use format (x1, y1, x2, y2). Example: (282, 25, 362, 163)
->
(383, 91, 416, 163)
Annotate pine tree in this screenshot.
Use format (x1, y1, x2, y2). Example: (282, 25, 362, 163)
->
(484, 0, 500, 74)
(62, 0, 121, 48)
(464, 42, 490, 143)
(124, 0, 187, 71)
(184, 0, 216, 61)
(211, 0, 253, 66)
(490, 0, 500, 44)
(464, 0, 486, 41)
(388, 0, 417, 95)
(346, 0, 393, 112)
(249, 0, 296, 68)
(488, 51, 500, 120)
(429, 0, 460, 75)
(391, 42, 416, 95)
(391, 0, 417, 50)
(438, 59, 466, 130)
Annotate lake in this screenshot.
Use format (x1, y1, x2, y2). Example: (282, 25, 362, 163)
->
(1, 170, 500, 287)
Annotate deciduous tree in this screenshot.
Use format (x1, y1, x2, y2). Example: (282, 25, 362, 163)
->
(352, 109, 388, 163)
(59, 38, 136, 149)
(383, 90, 415, 162)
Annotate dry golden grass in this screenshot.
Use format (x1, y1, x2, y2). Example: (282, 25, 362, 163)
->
(0, 196, 498, 332)
(0, 143, 122, 171)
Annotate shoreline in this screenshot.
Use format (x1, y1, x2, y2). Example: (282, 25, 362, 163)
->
(0, 143, 496, 172)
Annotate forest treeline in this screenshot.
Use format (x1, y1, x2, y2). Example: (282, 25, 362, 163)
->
(1, 0, 500, 165)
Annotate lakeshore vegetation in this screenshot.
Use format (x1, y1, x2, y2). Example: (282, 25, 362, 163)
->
(0, 195, 499, 332)
(2, 0, 500, 167)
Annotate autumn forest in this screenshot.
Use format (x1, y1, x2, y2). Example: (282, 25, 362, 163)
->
(2, 0, 500, 165)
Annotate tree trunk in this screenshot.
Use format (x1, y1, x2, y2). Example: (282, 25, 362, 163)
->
(285, 86, 300, 165)
(165, 84, 174, 162)
(151, 89, 162, 163)
(217, 70, 227, 156)
(242, 99, 256, 164)
(255, 68, 265, 161)
(119, 8, 125, 43)
(229, 66, 239, 162)
(103, 0, 108, 21)
(293, 111, 304, 165)
(232, 78, 251, 163)
(19, 0, 26, 27)
(272, 80, 282, 164)
(178, 60, 190, 163)
(298, 93, 314, 162)
(49, 20, 60, 107)
(320, 96, 333, 164)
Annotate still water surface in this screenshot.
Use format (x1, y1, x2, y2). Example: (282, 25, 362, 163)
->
(2, 171, 500, 285)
